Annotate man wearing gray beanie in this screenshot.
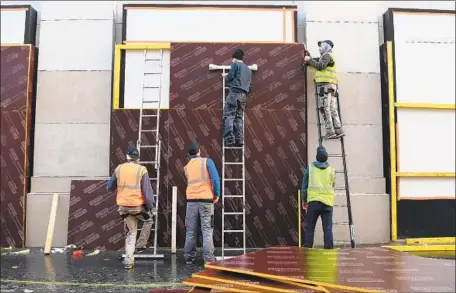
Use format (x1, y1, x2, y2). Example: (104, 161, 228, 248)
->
(301, 145, 336, 249)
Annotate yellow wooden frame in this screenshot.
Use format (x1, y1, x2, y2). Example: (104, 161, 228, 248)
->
(405, 237, 455, 245)
(382, 244, 455, 252)
(112, 43, 171, 110)
(387, 40, 456, 242)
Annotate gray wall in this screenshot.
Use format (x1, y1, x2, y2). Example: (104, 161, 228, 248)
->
(2, 0, 454, 247)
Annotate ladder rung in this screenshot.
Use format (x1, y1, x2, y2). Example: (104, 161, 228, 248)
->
(223, 248, 244, 251)
(145, 58, 162, 61)
(224, 178, 243, 181)
(334, 222, 349, 225)
(224, 162, 243, 165)
(150, 178, 158, 181)
(335, 170, 345, 174)
(140, 161, 158, 164)
(140, 145, 158, 148)
(224, 212, 243, 215)
(223, 230, 244, 233)
(224, 195, 243, 198)
(142, 100, 160, 103)
(142, 115, 158, 118)
(334, 204, 348, 207)
(334, 241, 351, 245)
(224, 146, 243, 150)
(144, 86, 160, 89)
(328, 154, 343, 157)
(144, 72, 162, 75)
(141, 129, 158, 132)
(334, 187, 345, 190)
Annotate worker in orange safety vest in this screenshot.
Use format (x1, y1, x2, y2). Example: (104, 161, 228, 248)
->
(107, 146, 155, 269)
(184, 142, 221, 265)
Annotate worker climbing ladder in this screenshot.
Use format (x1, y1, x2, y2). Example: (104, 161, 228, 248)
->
(315, 86, 356, 248)
(208, 63, 258, 260)
(123, 49, 165, 259)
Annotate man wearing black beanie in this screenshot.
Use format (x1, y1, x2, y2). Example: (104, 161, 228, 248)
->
(222, 48, 253, 147)
(301, 145, 336, 249)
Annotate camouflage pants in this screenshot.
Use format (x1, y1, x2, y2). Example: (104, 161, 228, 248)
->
(316, 83, 343, 135)
(118, 206, 154, 265)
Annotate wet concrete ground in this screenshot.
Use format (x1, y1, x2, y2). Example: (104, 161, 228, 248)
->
(1, 248, 205, 293)
(2, 247, 454, 293)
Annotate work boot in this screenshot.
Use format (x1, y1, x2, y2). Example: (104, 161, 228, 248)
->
(123, 260, 134, 270)
(185, 258, 195, 265)
(234, 140, 244, 147)
(224, 140, 235, 147)
(334, 130, 345, 138)
(323, 132, 336, 140)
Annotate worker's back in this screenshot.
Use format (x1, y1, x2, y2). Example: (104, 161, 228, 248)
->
(229, 61, 252, 94)
(115, 162, 146, 206)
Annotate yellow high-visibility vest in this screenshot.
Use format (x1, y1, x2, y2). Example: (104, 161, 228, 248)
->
(307, 164, 335, 207)
(314, 52, 338, 85)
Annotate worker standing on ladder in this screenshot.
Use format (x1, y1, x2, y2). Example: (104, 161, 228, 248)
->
(222, 49, 253, 147)
(301, 146, 336, 249)
(184, 142, 221, 264)
(304, 40, 345, 139)
(107, 147, 155, 269)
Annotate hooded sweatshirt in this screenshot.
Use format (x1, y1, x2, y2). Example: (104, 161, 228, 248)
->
(301, 160, 334, 204)
(305, 42, 335, 77)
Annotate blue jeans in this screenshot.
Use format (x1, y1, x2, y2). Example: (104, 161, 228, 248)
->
(304, 201, 334, 249)
(223, 91, 247, 144)
(184, 202, 215, 263)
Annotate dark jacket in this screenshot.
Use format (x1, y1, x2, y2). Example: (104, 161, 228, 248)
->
(301, 160, 335, 203)
(226, 61, 253, 94)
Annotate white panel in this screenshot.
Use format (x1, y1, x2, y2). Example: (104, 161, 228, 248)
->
(0, 10, 26, 44)
(393, 12, 455, 42)
(395, 41, 455, 104)
(397, 108, 455, 173)
(285, 10, 294, 42)
(126, 9, 293, 42)
(40, 1, 115, 20)
(306, 22, 380, 73)
(124, 50, 171, 109)
(399, 177, 455, 200)
(115, 1, 295, 23)
(430, 1, 456, 11)
(305, 1, 385, 22)
(38, 20, 113, 71)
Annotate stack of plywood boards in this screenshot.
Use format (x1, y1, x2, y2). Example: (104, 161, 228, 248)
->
(182, 246, 455, 293)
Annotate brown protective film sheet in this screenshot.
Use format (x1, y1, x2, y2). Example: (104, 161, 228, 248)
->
(192, 268, 331, 293)
(205, 246, 456, 293)
(0, 45, 36, 248)
(67, 180, 124, 251)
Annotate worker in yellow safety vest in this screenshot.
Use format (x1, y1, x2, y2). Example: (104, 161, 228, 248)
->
(107, 146, 155, 269)
(301, 146, 335, 249)
(303, 40, 345, 139)
(184, 142, 221, 265)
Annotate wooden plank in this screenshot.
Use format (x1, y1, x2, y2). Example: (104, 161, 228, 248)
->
(44, 193, 59, 255)
(172, 186, 177, 254)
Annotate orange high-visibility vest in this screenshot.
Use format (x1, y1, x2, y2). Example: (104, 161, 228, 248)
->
(115, 162, 147, 206)
(184, 157, 214, 200)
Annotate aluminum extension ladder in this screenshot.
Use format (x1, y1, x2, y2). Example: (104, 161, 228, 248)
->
(208, 63, 257, 260)
(315, 85, 356, 248)
(123, 49, 164, 259)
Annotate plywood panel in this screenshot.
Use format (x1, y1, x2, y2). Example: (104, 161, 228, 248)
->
(0, 45, 36, 247)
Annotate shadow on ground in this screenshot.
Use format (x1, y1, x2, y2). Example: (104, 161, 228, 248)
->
(1, 248, 203, 293)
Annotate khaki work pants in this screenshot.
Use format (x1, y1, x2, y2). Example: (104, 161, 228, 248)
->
(118, 205, 154, 265)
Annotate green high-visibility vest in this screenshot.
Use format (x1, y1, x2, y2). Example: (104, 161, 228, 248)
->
(314, 52, 338, 85)
(307, 164, 335, 207)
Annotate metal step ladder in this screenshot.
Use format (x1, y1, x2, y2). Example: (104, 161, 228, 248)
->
(122, 49, 165, 259)
(208, 63, 258, 260)
(315, 85, 356, 248)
